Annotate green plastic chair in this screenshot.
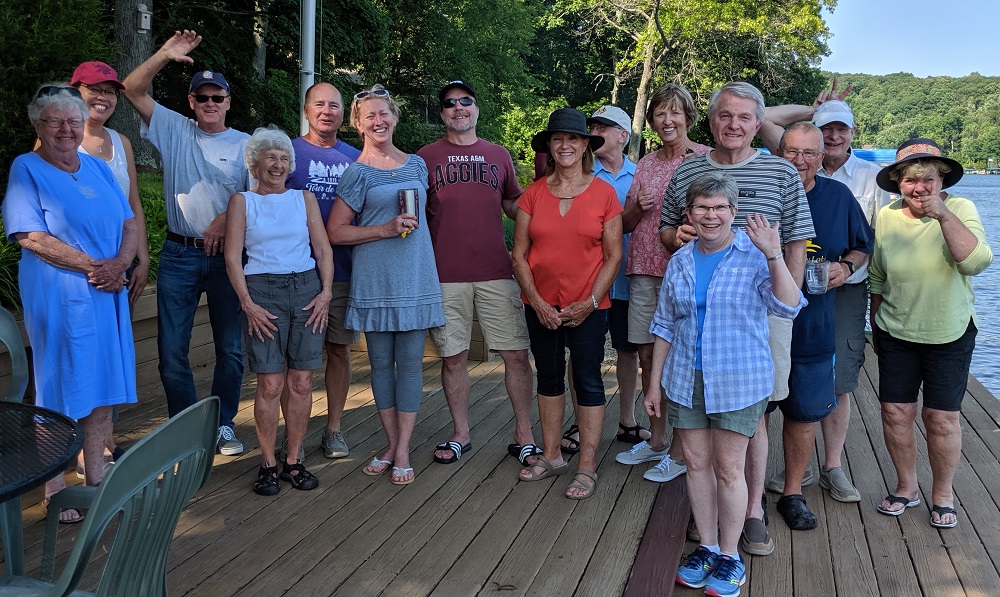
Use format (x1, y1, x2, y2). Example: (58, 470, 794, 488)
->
(0, 306, 29, 404)
(0, 306, 31, 577)
(0, 397, 220, 597)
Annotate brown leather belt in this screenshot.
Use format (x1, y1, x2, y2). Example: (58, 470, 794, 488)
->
(166, 231, 206, 249)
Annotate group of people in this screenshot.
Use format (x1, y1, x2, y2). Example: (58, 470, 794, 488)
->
(3, 28, 993, 596)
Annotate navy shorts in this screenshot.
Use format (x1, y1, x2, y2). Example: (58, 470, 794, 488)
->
(609, 299, 637, 352)
(778, 356, 838, 423)
(874, 320, 976, 412)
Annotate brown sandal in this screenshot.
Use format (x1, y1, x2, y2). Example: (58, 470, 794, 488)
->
(565, 470, 598, 500)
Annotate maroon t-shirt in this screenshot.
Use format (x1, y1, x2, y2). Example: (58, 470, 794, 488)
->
(417, 138, 522, 283)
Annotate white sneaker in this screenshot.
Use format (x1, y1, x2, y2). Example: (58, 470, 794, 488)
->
(615, 440, 669, 465)
(217, 425, 244, 455)
(643, 454, 687, 482)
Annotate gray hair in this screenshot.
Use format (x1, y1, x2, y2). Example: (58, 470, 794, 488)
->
(685, 171, 740, 211)
(245, 125, 296, 173)
(28, 83, 87, 125)
(707, 82, 765, 124)
(778, 121, 824, 154)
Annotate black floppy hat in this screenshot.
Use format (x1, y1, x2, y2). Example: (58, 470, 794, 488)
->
(876, 138, 964, 194)
(530, 108, 605, 153)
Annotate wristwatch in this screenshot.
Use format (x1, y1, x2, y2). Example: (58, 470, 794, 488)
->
(839, 260, 856, 275)
(590, 294, 599, 310)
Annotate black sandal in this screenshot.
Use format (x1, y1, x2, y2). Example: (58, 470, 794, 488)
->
(280, 461, 319, 490)
(508, 443, 543, 466)
(561, 425, 580, 454)
(254, 465, 280, 496)
(616, 423, 650, 444)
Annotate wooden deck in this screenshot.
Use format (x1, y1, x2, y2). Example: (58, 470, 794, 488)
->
(4, 342, 1000, 596)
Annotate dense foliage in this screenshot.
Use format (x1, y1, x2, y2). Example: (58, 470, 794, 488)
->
(830, 72, 1000, 167)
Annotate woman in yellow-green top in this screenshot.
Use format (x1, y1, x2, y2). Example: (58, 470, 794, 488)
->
(869, 138, 992, 529)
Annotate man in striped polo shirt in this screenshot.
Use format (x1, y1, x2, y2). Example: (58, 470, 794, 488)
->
(658, 82, 815, 558)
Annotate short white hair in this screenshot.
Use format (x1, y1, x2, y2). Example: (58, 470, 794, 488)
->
(707, 82, 765, 124)
(245, 125, 295, 173)
(28, 83, 87, 125)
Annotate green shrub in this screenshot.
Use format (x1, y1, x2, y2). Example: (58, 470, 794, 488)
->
(137, 172, 166, 280)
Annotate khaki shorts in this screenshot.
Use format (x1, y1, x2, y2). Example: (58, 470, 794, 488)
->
(430, 279, 530, 358)
(326, 281, 360, 346)
(627, 275, 663, 345)
(768, 314, 793, 402)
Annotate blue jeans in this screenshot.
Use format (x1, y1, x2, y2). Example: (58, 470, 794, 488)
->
(157, 240, 244, 428)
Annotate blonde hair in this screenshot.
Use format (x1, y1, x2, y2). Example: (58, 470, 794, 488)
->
(349, 84, 400, 131)
(889, 158, 952, 183)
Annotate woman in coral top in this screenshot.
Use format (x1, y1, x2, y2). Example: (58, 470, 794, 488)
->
(512, 108, 622, 500)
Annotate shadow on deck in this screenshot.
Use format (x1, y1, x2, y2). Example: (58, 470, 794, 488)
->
(3, 343, 1000, 596)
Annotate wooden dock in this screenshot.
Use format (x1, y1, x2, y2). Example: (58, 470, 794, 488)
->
(3, 342, 1000, 596)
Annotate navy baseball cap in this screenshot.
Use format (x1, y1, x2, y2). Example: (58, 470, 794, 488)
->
(438, 80, 476, 105)
(189, 70, 230, 93)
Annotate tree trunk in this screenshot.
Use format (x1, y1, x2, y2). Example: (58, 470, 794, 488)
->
(253, 2, 267, 79)
(111, 0, 157, 169)
(628, 39, 655, 162)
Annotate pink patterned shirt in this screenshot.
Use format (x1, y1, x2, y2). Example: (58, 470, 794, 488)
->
(625, 144, 711, 276)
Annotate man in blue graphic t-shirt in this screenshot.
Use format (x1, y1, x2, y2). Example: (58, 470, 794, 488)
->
(286, 82, 360, 460)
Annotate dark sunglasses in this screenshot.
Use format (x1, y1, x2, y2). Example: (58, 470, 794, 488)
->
(353, 88, 391, 101)
(442, 97, 476, 109)
(36, 85, 82, 100)
(192, 94, 229, 104)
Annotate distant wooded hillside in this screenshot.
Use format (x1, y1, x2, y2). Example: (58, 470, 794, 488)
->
(831, 72, 1000, 167)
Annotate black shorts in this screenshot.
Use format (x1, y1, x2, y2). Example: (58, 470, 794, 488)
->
(609, 299, 637, 352)
(874, 320, 976, 412)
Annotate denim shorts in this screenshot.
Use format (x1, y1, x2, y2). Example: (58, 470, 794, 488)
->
(666, 370, 768, 438)
(244, 271, 324, 373)
(524, 306, 608, 406)
(874, 320, 976, 412)
(779, 356, 838, 423)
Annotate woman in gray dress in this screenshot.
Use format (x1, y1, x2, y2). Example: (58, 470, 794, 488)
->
(328, 86, 445, 486)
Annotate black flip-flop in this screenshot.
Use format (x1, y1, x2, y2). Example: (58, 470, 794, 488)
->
(930, 504, 958, 528)
(508, 443, 543, 466)
(876, 494, 920, 516)
(561, 425, 580, 454)
(433, 441, 472, 464)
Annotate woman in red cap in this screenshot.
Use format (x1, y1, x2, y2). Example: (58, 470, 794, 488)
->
(70, 61, 150, 304)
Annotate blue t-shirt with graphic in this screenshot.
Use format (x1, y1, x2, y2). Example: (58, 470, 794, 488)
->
(287, 137, 361, 282)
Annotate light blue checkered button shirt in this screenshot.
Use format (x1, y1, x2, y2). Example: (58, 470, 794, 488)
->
(650, 229, 806, 414)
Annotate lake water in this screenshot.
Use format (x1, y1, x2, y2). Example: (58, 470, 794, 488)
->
(945, 175, 999, 398)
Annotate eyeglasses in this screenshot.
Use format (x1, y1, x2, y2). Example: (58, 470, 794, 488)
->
(442, 96, 476, 109)
(79, 82, 119, 97)
(782, 148, 821, 160)
(35, 86, 82, 100)
(354, 89, 391, 101)
(39, 118, 84, 129)
(192, 94, 229, 104)
(688, 204, 734, 216)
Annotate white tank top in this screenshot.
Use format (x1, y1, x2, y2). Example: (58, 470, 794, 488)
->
(78, 128, 130, 198)
(243, 188, 317, 275)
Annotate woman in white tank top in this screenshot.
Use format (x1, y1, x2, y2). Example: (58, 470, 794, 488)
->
(71, 61, 150, 304)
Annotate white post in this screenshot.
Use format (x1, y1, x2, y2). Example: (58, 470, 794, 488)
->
(299, 0, 317, 136)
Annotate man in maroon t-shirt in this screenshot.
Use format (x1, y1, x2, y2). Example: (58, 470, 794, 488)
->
(418, 81, 538, 466)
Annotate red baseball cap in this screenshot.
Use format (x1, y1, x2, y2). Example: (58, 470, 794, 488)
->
(71, 61, 125, 90)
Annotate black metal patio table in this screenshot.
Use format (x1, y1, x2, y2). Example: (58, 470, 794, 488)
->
(0, 402, 82, 576)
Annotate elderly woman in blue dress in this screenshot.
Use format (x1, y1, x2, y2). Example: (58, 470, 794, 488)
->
(328, 86, 445, 486)
(643, 172, 804, 593)
(225, 127, 333, 496)
(3, 84, 138, 523)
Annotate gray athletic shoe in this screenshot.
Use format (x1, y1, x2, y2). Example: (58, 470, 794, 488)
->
(819, 466, 861, 502)
(615, 441, 668, 465)
(765, 463, 816, 493)
(642, 454, 687, 482)
(279, 437, 306, 463)
(322, 430, 349, 459)
(217, 425, 244, 456)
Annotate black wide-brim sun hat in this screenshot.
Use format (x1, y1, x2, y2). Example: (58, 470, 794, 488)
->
(530, 108, 605, 153)
(876, 137, 964, 194)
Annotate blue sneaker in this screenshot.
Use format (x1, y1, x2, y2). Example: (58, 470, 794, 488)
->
(676, 546, 717, 588)
(705, 553, 746, 596)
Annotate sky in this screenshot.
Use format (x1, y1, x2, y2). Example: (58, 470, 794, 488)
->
(820, 0, 997, 78)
